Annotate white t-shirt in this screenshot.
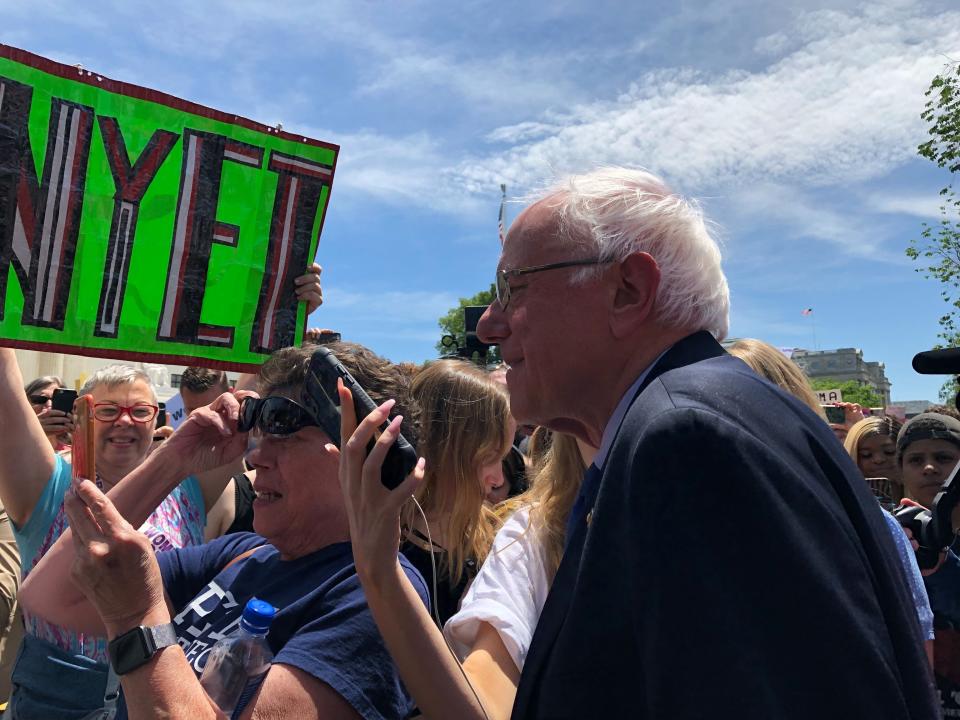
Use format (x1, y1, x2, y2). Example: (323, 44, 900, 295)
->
(443, 506, 550, 672)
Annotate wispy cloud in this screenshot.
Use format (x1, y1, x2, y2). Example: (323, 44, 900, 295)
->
(866, 193, 957, 220)
(452, 3, 960, 199)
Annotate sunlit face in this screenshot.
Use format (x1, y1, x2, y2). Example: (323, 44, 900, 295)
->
(856, 434, 900, 483)
(479, 456, 509, 505)
(90, 380, 157, 475)
(480, 421, 516, 505)
(901, 438, 960, 508)
(477, 201, 611, 430)
(246, 391, 345, 558)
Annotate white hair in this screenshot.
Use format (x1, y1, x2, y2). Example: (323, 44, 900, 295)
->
(541, 167, 730, 340)
(79, 364, 157, 403)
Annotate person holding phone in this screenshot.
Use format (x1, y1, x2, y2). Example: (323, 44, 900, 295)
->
(0, 355, 215, 720)
(19, 343, 425, 720)
(23, 375, 73, 452)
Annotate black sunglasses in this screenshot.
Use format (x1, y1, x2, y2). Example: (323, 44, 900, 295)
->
(238, 396, 320, 436)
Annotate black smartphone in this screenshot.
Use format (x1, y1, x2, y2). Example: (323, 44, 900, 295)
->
(823, 405, 846, 424)
(303, 346, 418, 490)
(51, 388, 78, 414)
(157, 402, 167, 428)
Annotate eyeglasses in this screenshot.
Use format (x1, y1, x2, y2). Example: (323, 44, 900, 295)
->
(238, 396, 320, 437)
(28, 394, 53, 406)
(495, 258, 611, 310)
(93, 402, 159, 424)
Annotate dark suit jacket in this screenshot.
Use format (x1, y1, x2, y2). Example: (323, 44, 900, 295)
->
(512, 332, 938, 719)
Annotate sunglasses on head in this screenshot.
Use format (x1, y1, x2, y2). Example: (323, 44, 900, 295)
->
(237, 396, 320, 436)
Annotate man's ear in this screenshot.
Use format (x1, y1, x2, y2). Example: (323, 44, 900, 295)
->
(610, 252, 660, 338)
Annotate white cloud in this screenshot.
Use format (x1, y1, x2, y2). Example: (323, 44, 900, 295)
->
(754, 31, 792, 57)
(451, 4, 960, 199)
(290, 126, 485, 215)
(356, 50, 580, 118)
(866, 193, 957, 219)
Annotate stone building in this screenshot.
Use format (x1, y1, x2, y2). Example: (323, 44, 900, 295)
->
(13, 348, 239, 403)
(790, 348, 891, 406)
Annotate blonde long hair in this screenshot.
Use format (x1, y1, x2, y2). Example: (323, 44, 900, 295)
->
(499, 429, 585, 582)
(401, 360, 509, 585)
(728, 339, 826, 421)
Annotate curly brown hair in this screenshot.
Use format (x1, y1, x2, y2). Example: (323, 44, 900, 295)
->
(258, 342, 421, 449)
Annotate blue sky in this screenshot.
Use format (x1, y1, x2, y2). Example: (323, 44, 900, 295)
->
(4, 0, 960, 401)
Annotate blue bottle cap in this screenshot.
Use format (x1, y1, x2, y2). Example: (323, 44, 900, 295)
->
(240, 597, 276, 634)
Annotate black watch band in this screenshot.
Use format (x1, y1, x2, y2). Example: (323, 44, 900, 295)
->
(107, 623, 178, 675)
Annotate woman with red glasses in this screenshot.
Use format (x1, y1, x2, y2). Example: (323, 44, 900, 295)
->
(0, 352, 214, 719)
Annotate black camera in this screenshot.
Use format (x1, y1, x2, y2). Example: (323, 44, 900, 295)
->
(893, 459, 960, 569)
(441, 305, 494, 365)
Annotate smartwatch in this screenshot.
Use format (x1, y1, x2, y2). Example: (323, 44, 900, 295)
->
(107, 623, 178, 675)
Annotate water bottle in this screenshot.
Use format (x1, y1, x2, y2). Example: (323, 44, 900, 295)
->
(199, 597, 277, 718)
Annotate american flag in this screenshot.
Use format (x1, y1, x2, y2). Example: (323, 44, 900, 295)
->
(801, 307, 813, 316)
(498, 184, 507, 245)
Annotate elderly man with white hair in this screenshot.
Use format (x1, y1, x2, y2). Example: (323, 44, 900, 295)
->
(473, 168, 937, 719)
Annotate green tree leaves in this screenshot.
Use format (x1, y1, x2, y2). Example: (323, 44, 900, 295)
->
(908, 63, 960, 397)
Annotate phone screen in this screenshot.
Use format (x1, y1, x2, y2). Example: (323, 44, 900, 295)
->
(823, 405, 846, 424)
(51, 388, 78, 414)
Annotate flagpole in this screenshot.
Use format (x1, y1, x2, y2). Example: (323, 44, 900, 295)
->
(498, 184, 507, 245)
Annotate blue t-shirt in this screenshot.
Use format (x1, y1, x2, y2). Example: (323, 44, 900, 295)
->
(157, 532, 429, 720)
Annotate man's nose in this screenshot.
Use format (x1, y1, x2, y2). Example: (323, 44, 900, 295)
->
(477, 302, 507, 346)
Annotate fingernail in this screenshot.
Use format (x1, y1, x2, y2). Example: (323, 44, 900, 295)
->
(380, 399, 396, 413)
(416, 457, 426, 471)
(387, 415, 403, 432)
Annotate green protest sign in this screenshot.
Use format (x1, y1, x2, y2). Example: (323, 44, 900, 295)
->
(0, 45, 339, 371)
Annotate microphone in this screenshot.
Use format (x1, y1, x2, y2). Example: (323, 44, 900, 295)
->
(912, 347, 960, 375)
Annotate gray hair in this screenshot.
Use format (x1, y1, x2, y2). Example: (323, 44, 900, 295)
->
(541, 167, 730, 340)
(79, 365, 157, 403)
(24, 375, 63, 397)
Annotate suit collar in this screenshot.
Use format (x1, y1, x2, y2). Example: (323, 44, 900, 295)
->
(633, 330, 726, 400)
(594, 331, 726, 469)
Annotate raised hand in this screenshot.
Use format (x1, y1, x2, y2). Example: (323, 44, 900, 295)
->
(64, 477, 168, 635)
(161, 391, 256, 478)
(336, 379, 425, 583)
(295, 262, 323, 315)
(37, 407, 75, 437)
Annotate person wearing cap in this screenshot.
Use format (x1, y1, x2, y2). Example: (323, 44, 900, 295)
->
(896, 412, 960, 716)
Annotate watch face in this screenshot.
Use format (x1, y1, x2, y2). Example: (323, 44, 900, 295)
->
(109, 628, 152, 675)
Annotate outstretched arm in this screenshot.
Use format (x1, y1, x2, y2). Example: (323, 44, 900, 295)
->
(0, 348, 58, 526)
(338, 383, 518, 720)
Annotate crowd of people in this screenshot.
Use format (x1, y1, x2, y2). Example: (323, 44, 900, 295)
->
(0, 168, 953, 718)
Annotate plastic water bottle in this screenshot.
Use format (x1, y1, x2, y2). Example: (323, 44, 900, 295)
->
(199, 597, 276, 718)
